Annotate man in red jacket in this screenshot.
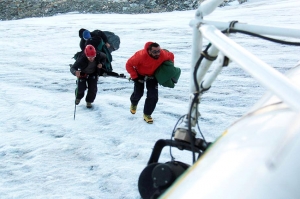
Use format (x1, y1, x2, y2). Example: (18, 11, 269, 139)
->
(126, 42, 174, 124)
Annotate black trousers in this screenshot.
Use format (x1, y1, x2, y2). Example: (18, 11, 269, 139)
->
(130, 78, 158, 115)
(76, 75, 98, 103)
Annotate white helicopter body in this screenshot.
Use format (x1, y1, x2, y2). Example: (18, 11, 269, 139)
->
(158, 0, 300, 198)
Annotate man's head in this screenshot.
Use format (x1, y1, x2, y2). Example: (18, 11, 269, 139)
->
(147, 42, 161, 59)
(84, 45, 96, 61)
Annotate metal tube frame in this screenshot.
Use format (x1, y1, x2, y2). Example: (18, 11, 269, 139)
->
(174, 0, 300, 142)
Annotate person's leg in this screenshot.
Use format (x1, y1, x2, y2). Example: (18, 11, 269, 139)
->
(85, 75, 98, 103)
(144, 78, 158, 115)
(76, 78, 87, 100)
(130, 81, 144, 106)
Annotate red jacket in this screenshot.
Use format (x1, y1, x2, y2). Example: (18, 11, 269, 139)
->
(126, 42, 174, 79)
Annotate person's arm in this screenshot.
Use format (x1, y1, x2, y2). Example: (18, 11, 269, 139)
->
(165, 50, 175, 63)
(71, 57, 85, 77)
(70, 63, 80, 77)
(97, 52, 107, 68)
(126, 55, 139, 79)
(98, 30, 110, 48)
(96, 30, 110, 48)
(98, 30, 109, 44)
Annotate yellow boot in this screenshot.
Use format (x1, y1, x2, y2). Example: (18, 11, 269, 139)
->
(130, 104, 137, 114)
(86, 102, 92, 108)
(143, 114, 153, 124)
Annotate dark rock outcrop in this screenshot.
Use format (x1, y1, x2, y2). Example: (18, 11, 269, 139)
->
(0, 0, 200, 21)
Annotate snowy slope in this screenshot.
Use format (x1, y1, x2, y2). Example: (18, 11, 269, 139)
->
(0, 0, 299, 198)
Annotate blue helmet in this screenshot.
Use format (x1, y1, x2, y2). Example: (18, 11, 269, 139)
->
(83, 30, 91, 40)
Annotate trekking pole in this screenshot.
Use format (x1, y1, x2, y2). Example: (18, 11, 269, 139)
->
(74, 69, 80, 120)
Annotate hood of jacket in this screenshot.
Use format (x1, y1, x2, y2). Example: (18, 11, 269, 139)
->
(144, 41, 153, 52)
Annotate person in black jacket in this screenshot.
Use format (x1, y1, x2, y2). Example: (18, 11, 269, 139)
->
(78, 28, 113, 72)
(70, 45, 106, 108)
(78, 28, 110, 51)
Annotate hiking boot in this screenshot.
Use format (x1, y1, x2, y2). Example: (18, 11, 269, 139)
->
(75, 99, 81, 105)
(143, 114, 153, 124)
(130, 104, 137, 114)
(86, 102, 92, 108)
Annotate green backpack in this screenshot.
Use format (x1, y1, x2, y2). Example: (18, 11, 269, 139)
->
(154, 61, 181, 88)
(96, 40, 113, 72)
